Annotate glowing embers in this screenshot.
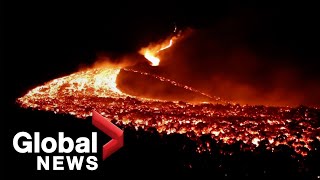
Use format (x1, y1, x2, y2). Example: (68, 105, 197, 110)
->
(17, 78, 320, 157)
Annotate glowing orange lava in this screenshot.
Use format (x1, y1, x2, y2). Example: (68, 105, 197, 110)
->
(17, 65, 320, 156)
(17, 34, 320, 157)
(18, 67, 128, 109)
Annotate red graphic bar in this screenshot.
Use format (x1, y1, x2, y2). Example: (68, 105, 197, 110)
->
(92, 110, 124, 160)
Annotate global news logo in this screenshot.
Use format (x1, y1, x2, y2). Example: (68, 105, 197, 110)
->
(12, 111, 124, 170)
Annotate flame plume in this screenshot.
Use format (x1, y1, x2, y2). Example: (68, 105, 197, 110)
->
(140, 34, 179, 66)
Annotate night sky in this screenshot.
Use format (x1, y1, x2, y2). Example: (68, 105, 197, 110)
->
(3, 1, 320, 107)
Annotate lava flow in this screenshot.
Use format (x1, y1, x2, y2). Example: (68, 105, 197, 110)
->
(17, 34, 320, 157)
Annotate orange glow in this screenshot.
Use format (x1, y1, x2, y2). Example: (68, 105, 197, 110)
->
(17, 65, 320, 156)
(17, 34, 320, 157)
(140, 37, 176, 66)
